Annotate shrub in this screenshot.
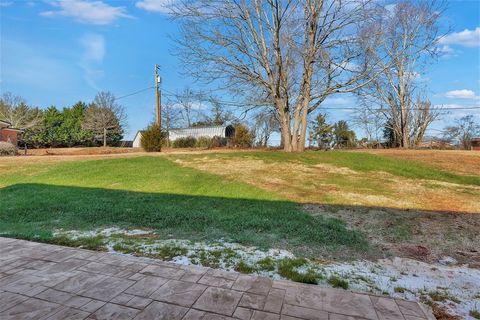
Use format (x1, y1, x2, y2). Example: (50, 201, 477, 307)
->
(195, 136, 212, 148)
(0, 141, 17, 156)
(232, 124, 254, 148)
(173, 136, 197, 148)
(140, 124, 166, 152)
(211, 136, 228, 148)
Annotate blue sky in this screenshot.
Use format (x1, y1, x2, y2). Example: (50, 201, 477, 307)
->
(1, 0, 479, 141)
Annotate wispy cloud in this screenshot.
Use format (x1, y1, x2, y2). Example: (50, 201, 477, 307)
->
(439, 27, 480, 48)
(135, 0, 172, 14)
(445, 89, 479, 100)
(79, 34, 105, 90)
(41, 0, 130, 25)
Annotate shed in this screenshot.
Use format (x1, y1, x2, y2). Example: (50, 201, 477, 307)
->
(471, 137, 480, 151)
(169, 125, 235, 141)
(0, 120, 23, 146)
(132, 131, 145, 148)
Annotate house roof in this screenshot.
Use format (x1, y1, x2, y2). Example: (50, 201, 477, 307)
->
(1, 127, 23, 132)
(133, 130, 145, 141)
(0, 120, 12, 127)
(471, 137, 480, 142)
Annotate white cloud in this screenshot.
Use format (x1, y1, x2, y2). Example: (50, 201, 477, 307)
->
(41, 0, 130, 25)
(438, 27, 480, 48)
(445, 89, 479, 100)
(80, 34, 105, 62)
(79, 34, 105, 90)
(437, 45, 454, 54)
(136, 0, 172, 14)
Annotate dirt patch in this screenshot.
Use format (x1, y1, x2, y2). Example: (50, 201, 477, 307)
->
(430, 304, 461, 320)
(398, 245, 430, 260)
(356, 149, 480, 176)
(305, 204, 480, 267)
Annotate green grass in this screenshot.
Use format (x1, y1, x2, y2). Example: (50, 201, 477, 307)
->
(327, 276, 349, 290)
(0, 156, 367, 256)
(277, 258, 321, 284)
(214, 151, 480, 186)
(470, 309, 480, 319)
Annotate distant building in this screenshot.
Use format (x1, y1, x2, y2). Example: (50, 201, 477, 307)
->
(132, 125, 235, 148)
(0, 120, 23, 146)
(471, 137, 480, 151)
(132, 131, 145, 148)
(169, 125, 235, 141)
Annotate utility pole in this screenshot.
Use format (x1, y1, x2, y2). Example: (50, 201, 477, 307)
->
(154, 64, 161, 128)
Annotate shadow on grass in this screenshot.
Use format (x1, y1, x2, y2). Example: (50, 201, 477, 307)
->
(0, 183, 368, 257)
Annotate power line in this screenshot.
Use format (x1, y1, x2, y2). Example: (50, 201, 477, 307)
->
(161, 89, 480, 111)
(116, 86, 155, 101)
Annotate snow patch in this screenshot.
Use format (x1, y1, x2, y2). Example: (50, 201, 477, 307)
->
(54, 228, 480, 319)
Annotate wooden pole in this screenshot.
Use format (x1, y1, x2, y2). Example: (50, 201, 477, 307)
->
(155, 64, 161, 128)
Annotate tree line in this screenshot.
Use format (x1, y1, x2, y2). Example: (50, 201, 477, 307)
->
(0, 92, 125, 148)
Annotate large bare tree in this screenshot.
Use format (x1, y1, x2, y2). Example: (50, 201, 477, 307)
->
(0, 92, 41, 129)
(82, 91, 126, 147)
(358, 1, 445, 148)
(169, 87, 205, 127)
(172, 0, 378, 152)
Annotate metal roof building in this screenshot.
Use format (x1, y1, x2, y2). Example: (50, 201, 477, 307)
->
(169, 125, 235, 141)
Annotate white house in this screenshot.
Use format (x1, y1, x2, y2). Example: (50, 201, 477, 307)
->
(132, 130, 144, 148)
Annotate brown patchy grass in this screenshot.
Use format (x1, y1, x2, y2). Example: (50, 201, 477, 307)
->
(24, 146, 144, 156)
(171, 156, 480, 213)
(356, 149, 480, 176)
(169, 152, 480, 265)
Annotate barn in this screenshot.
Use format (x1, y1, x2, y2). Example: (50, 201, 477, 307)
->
(471, 137, 480, 151)
(132, 125, 235, 148)
(0, 120, 23, 146)
(169, 125, 235, 141)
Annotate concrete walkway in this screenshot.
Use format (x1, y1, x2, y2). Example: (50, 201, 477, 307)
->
(0, 237, 434, 320)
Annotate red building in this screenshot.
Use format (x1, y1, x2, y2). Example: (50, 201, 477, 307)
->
(472, 137, 480, 151)
(0, 120, 23, 146)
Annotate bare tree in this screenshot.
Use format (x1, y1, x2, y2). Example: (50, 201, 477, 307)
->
(82, 91, 126, 147)
(170, 87, 204, 127)
(161, 101, 182, 132)
(0, 92, 41, 129)
(443, 115, 480, 150)
(358, 1, 445, 148)
(253, 110, 279, 147)
(172, 0, 379, 152)
(352, 106, 384, 143)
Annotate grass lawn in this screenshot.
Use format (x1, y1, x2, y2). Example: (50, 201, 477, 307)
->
(1, 150, 479, 264)
(0, 156, 366, 258)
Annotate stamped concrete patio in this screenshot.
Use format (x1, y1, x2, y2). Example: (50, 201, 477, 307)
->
(0, 237, 434, 320)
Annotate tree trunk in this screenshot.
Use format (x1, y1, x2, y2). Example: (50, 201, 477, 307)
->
(276, 99, 293, 152)
(103, 127, 107, 147)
